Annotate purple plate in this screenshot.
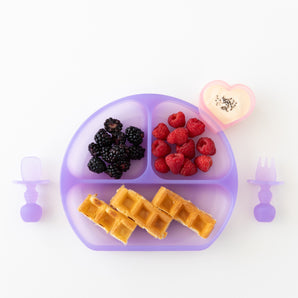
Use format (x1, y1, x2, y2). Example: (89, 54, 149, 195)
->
(60, 94, 238, 251)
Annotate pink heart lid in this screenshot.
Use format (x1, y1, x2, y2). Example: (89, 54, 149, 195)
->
(199, 80, 255, 133)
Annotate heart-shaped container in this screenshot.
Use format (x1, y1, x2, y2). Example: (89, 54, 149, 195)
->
(199, 80, 255, 132)
(60, 94, 238, 251)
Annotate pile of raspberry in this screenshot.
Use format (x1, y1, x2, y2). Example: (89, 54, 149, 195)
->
(152, 111, 216, 176)
(87, 118, 145, 179)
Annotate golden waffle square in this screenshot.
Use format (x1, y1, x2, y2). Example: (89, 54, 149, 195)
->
(78, 194, 137, 244)
(110, 185, 172, 239)
(152, 187, 216, 238)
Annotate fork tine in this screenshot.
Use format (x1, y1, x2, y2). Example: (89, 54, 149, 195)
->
(270, 158, 276, 179)
(253, 157, 279, 183)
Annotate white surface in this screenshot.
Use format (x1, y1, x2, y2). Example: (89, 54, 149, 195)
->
(1, 1, 298, 297)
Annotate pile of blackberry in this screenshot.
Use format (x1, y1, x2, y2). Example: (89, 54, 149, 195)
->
(87, 118, 145, 179)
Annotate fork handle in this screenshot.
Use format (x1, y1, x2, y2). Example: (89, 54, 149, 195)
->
(258, 184, 272, 204)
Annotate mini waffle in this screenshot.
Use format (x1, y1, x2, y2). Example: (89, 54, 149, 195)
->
(110, 185, 172, 239)
(78, 194, 137, 244)
(152, 186, 216, 238)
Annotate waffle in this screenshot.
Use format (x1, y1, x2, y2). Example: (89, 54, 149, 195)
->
(152, 187, 216, 238)
(78, 194, 137, 244)
(110, 185, 172, 239)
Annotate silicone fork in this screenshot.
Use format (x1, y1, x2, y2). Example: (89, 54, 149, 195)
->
(247, 157, 282, 222)
(14, 157, 49, 222)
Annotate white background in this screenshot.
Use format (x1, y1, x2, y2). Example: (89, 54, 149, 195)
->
(1, 1, 298, 297)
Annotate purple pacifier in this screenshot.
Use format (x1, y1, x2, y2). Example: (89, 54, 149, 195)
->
(14, 156, 49, 222)
(247, 157, 282, 222)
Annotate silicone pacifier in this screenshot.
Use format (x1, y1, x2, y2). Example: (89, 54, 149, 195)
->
(14, 156, 49, 222)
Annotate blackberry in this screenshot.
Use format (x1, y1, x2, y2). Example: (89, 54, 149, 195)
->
(109, 144, 129, 163)
(105, 164, 123, 179)
(128, 145, 145, 160)
(88, 142, 101, 157)
(101, 145, 129, 163)
(104, 118, 123, 134)
(101, 146, 113, 163)
(125, 126, 144, 145)
(112, 131, 126, 145)
(94, 129, 112, 147)
(112, 159, 131, 172)
(87, 157, 107, 174)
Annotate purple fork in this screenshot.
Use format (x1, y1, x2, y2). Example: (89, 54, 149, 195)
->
(247, 157, 282, 222)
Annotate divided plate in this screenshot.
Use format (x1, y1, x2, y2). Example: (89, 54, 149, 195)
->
(60, 94, 238, 251)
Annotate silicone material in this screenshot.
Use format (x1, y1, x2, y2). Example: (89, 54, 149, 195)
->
(14, 156, 49, 222)
(60, 94, 238, 250)
(248, 157, 282, 222)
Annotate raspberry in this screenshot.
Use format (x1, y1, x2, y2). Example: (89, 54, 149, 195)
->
(152, 140, 171, 157)
(195, 155, 213, 172)
(186, 118, 205, 137)
(167, 127, 188, 145)
(165, 153, 184, 174)
(152, 123, 170, 140)
(168, 111, 186, 128)
(180, 158, 197, 176)
(196, 137, 216, 155)
(176, 139, 195, 159)
(154, 157, 169, 173)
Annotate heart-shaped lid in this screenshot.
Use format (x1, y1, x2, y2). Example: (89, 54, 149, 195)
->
(199, 80, 255, 133)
